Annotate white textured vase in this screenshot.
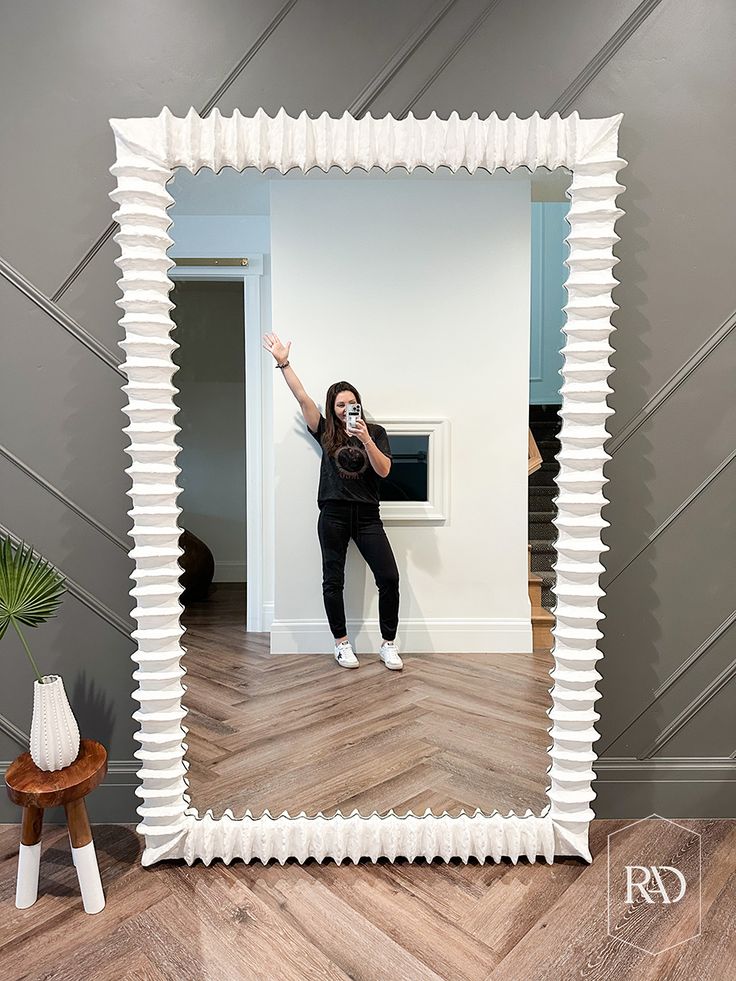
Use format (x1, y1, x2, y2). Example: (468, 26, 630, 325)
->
(29, 675, 80, 771)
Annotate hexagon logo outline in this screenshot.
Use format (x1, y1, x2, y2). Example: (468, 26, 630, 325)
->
(607, 813, 702, 956)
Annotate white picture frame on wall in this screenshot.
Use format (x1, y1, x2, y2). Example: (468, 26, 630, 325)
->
(379, 417, 449, 523)
(109, 107, 625, 868)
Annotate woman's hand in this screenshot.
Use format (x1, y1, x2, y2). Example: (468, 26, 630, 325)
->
(351, 418, 372, 446)
(262, 333, 291, 364)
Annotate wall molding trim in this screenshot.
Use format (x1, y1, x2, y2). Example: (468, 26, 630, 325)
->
(603, 447, 736, 587)
(51, 0, 301, 304)
(399, 0, 502, 118)
(0, 759, 138, 773)
(0, 524, 133, 638)
(595, 758, 736, 780)
(547, 0, 666, 116)
(198, 0, 300, 118)
(0, 713, 30, 750)
(608, 308, 736, 456)
(641, 652, 736, 759)
(262, 602, 275, 633)
(593, 757, 736, 817)
(0, 255, 123, 375)
(350, 0, 461, 118)
(0, 443, 129, 552)
(599, 608, 736, 755)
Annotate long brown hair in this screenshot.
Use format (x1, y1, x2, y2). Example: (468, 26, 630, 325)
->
(321, 381, 365, 457)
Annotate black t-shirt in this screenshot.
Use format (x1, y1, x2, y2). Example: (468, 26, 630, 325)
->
(307, 414, 392, 506)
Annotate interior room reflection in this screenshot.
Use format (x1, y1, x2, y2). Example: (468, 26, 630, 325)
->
(167, 163, 570, 820)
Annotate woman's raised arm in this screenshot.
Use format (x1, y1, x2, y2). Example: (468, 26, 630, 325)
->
(262, 333, 321, 431)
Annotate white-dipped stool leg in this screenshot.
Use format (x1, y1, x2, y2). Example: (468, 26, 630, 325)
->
(71, 841, 105, 914)
(16, 805, 43, 910)
(16, 842, 42, 909)
(64, 798, 105, 915)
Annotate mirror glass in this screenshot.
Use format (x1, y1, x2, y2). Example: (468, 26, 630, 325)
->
(167, 162, 571, 819)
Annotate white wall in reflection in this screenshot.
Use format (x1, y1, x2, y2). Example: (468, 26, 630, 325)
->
(269, 177, 532, 653)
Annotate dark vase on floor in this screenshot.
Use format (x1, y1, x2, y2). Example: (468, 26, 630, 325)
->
(178, 529, 215, 605)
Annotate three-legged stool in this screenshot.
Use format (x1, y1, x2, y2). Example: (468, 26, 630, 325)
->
(4, 739, 108, 914)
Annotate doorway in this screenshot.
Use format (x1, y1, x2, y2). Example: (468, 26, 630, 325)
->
(169, 262, 266, 631)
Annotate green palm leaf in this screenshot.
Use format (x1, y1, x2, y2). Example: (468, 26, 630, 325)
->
(0, 536, 66, 682)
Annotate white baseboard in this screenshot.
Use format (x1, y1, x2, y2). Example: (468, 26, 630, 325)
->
(269, 617, 533, 654)
(214, 561, 246, 583)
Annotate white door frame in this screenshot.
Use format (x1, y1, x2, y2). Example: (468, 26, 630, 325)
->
(169, 258, 267, 631)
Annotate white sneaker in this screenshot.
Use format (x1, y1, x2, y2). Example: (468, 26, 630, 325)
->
(334, 640, 359, 668)
(379, 641, 403, 670)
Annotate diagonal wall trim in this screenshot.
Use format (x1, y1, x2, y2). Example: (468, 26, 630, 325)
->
(349, 0, 461, 118)
(608, 308, 736, 455)
(599, 609, 736, 756)
(546, 0, 666, 116)
(398, 0, 502, 118)
(0, 444, 129, 552)
(0, 256, 124, 376)
(0, 524, 134, 639)
(603, 447, 736, 587)
(51, 0, 301, 303)
(399, 0, 661, 123)
(642, 645, 736, 759)
(50, 221, 119, 304)
(0, 714, 29, 750)
(198, 0, 301, 117)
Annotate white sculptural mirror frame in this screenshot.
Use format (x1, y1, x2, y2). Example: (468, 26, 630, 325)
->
(108, 107, 625, 867)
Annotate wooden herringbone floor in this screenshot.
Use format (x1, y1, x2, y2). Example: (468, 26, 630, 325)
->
(1, 819, 734, 980)
(182, 585, 553, 819)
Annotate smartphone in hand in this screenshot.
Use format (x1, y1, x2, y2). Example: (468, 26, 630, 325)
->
(346, 404, 362, 432)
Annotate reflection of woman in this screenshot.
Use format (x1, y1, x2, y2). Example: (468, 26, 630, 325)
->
(263, 332, 402, 671)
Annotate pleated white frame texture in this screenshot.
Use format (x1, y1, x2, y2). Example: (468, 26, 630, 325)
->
(108, 107, 625, 867)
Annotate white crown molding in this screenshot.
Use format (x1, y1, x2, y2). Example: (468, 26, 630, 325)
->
(108, 106, 625, 867)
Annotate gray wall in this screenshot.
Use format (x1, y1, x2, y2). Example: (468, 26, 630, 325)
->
(0, 0, 733, 822)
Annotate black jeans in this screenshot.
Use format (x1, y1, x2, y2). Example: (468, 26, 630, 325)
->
(317, 500, 400, 642)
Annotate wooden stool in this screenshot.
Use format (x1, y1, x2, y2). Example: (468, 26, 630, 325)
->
(5, 739, 108, 914)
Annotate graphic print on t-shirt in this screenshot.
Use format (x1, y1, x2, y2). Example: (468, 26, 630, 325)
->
(308, 413, 392, 505)
(334, 442, 369, 480)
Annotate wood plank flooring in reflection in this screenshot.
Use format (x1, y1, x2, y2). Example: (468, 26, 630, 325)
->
(182, 584, 553, 819)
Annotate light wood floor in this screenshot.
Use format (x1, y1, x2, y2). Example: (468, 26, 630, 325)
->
(1, 820, 734, 980)
(182, 584, 553, 819)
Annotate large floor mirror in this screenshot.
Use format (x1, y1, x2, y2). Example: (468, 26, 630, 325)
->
(110, 109, 622, 865)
